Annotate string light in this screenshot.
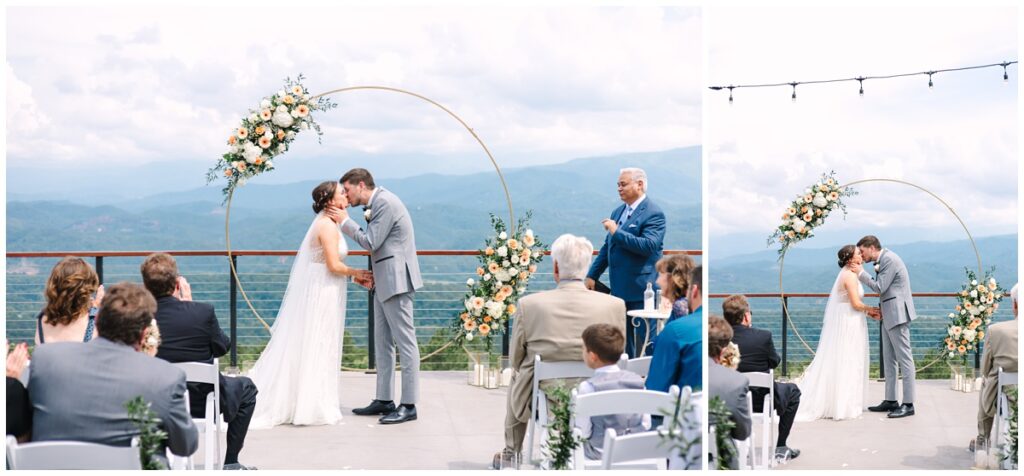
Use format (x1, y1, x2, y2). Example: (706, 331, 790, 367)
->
(709, 60, 1017, 103)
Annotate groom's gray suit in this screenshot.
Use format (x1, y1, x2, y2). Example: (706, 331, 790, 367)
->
(342, 186, 424, 405)
(859, 248, 917, 404)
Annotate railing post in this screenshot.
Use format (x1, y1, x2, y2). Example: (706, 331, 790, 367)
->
(502, 319, 511, 358)
(878, 320, 885, 380)
(94, 256, 104, 284)
(781, 296, 788, 377)
(229, 255, 238, 370)
(366, 256, 376, 373)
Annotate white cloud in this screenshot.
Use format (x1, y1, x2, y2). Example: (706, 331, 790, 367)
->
(708, 7, 1018, 241)
(6, 6, 701, 176)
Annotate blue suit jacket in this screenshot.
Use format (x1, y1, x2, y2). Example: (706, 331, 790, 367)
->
(586, 197, 666, 303)
(646, 306, 703, 392)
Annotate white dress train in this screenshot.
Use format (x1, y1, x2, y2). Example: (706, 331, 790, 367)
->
(794, 268, 869, 422)
(247, 213, 347, 428)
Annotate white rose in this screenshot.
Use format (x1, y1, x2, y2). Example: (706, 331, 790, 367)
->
(525, 229, 534, 238)
(961, 309, 966, 315)
(796, 196, 805, 205)
(466, 278, 475, 286)
(483, 273, 491, 281)
(466, 333, 474, 341)
(497, 246, 508, 257)
(948, 313, 956, 319)
(272, 111, 295, 128)
(791, 219, 806, 233)
(277, 144, 286, 153)
(249, 113, 259, 122)
(971, 280, 978, 286)
(947, 327, 955, 336)
(276, 104, 288, 114)
(242, 142, 262, 163)
(300, 122, 309, 130)
(508, 267, 518, 276)
(510, 255, 521, 265)
(963, 329, 977, 342)
(970, 306, 981, 316)
(286, 131, 296, 140)
(970, 290, 978, 298)
(978, 305, 986, 313)
(499, 232, 508, 240)
(265, 160, 274, 169)
(465, 299, 474, 311)
(812, 193, 828, 208)
(260, 99, 271, 109)
(277, 90, 286, 97)
(502, 260, 510, 267)
(804, 188, 812, 195)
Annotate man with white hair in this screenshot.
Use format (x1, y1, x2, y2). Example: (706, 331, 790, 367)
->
(974, 283, 1018, 451)
(585, 167, 666, 357)
(493, 234, 626, 469)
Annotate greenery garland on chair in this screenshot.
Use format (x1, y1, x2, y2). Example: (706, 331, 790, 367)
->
(543, 385, 583, 470)
(125, 396, 168, 470)
(657, 389, 702, 469)
(1002, 386, 1019, 469)
(709, 396, 737, 470)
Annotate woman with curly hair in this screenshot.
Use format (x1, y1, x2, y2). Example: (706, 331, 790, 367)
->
(655, 254, 695, 324)
(35, 257, 103, 344)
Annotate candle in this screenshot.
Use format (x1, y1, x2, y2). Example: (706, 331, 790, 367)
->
(487, 370, 498, 389)
(501, 368, 513, 386)
(473, 364, 483, 386)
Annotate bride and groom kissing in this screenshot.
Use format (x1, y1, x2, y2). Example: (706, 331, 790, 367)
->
(246, 168, 424, 429)
(796, 235, 917, 422)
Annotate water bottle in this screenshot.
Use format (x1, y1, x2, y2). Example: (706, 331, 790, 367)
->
(643, 282, 655, 311)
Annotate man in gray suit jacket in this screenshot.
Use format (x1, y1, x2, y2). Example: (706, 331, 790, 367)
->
(858, 235, 917, 418)
(708, 316, 751, 470)
(29, 283, 198, 467)
(332, 168, 423, 425)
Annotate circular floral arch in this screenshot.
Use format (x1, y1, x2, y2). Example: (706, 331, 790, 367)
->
(217, 83, 518, 333)
(775, 176, 984, 373)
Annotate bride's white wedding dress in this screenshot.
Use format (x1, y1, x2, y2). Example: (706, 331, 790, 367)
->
(247, 213, 347, 428)
(794, 268, 869, 422)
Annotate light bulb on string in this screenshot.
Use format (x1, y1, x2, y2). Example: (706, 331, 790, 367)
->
(927, 72, 934, 91)
(728, 86, 734, 104)
(857, 77, 864, 97)
(790, 83, 797, 103)
(1002, 62, 1010, 83)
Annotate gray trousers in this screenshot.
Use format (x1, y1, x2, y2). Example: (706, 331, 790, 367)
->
(881, 321, 916, 404)
(374, 291, 420, 405)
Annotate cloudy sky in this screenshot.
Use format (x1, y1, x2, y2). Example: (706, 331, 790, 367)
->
(6, 6, 701, 198)
(707, 7, 1018, 257)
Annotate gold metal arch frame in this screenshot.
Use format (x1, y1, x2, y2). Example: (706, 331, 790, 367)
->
(778, 178, 982, 373)
(225, 86, 515, 338)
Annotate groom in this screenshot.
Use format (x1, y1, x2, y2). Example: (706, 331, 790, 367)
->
(328, 168, 423, 425)
(857, 235, 917, 419)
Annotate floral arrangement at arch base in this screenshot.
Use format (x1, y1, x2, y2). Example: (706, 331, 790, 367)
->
(455, 212, 546, 353)
(768, 171, 857, 257)
(941, 268, 1005, 362)
(206, 74, 337, 201)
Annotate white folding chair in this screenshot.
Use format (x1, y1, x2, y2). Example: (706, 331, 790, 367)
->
(620, 356, 653, 379)
(994, 367, 1018, 470)
(709, 424, 719, 470)
(732, 391, 755, 470)
(569, 385, 680, 469)
(175, 358, 221, 470)
(166, 391, 196, 470)
(524, 355, 594, 465)
(6, 435, 141, 470)
(599, 428, 669, 470)
(741, 370, 775, 469)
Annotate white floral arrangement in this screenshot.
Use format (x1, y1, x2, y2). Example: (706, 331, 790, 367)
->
(206, 74, 336, 200)
(721, 342, 741, 370)
(768, 171, 857, 256)
(457, 213, 546, 350)
(943, 268, 1005, 361)
(142, 319, 161, 357)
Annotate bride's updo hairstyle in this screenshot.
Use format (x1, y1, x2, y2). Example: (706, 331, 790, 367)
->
(312, 181, 338, 214)
(837, 244, 857, 269)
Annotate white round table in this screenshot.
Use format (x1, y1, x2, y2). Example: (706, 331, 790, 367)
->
(626, 309, 672, 355)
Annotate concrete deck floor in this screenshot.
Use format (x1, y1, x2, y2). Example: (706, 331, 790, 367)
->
(231, 371, 509, 470)
(779, 379, 986, 470)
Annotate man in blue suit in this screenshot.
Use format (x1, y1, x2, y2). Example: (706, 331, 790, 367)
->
(585, 167, 666, 357)
(646, 265, 703, 393)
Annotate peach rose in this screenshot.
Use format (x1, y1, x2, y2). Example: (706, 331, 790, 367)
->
(507, 239, 519, 250)
(282, 94, 295, 105)
(224, 169, 234, 177)
(507, 304, 517, 314)
(500, 285, 514, 296)
(519, 272, 529, 280)
(483, 316, 492, 323)
(237, 127, 249, 139)
(476, 267, 485, 276)
(485, 247, 494, 256)
(957, 345, 967, 354)
(479, 324, 491, 335)
(464, 320, 477, 331)
(460, 312, 469, 321)
(488, 262, 500, 274)
(254, 157, 264, 166)
(228, 135, 237, 145)
(523, 234, 536, 247)
(291, 85, 303, 95)
(296, 104, 310, 117)
(529, 265, 537, 273)
(276, 130, 286, 141)
(260, 109, 272, 121)
(255, 125, 266, 136)
(258, 136, 272, 149)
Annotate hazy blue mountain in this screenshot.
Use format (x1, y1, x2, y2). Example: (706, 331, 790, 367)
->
(6, 148, 701, 252)
(711, 234, 1018, 294)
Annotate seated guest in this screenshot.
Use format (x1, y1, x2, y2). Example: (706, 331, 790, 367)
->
(577, 323, 649, 460)
(6, 341, 31, 442)
(708, 315, 751, 470)
(493, 234, 626, 469)
(975, 283, 1019, 450)
(28, 282, 197, 466)
(656, 254, 695, 324)
(646, 266, 703, 393)
(143, 253, 258, 471)
(723, 294, 801, 461)
(35, 257, 104, 344)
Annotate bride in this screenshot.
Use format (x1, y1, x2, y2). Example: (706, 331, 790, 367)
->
(795, 245, 876, 422)
(247, 181, 372, 428)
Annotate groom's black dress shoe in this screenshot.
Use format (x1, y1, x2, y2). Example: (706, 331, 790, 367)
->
(380, 405, 417, 424)
(353, 400, 396, 416)
(867, 400, 900, 412)
(887, 404, 915, 418)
